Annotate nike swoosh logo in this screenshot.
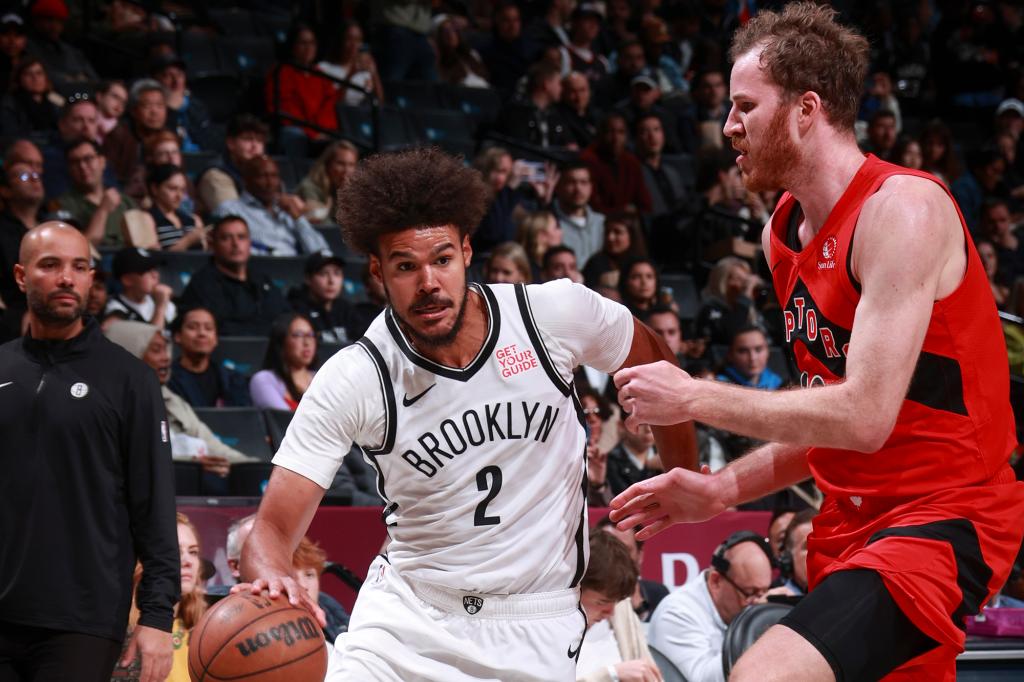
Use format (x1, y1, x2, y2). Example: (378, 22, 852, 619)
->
(567, 641, 582, 660)
(0, 382, 11, 389)
(402, 384, 435, 407)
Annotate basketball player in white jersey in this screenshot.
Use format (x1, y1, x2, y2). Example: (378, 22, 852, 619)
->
(237, 148, 696, 681)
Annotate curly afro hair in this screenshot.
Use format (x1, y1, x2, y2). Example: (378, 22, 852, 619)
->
(337, 147, 490, 255)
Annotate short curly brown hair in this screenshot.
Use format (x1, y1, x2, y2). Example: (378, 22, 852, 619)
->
(337, 147, 490, 255)
(729, 2, 869, 132)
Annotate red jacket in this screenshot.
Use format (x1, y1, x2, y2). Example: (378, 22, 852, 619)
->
(579, 145, 652, 215)
(266, 64, 339, 138)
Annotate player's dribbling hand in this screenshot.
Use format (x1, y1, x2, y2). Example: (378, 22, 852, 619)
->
(231, 578, 327, 627)
(121, 624, 172, 682)
(614, 361, 692, 430)
(614, 658, 664, 682)
(608, 465, 726, 540)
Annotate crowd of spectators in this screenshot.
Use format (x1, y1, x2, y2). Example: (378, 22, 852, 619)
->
(1, 1, 1023, 678)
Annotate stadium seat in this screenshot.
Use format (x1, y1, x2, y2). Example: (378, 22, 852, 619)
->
(158, 251, 210, 296)
(181, 32, 221, 78)
(249, 256, 305, 292)
(263, 409, 293, 451)
(439, 84, 502, 126)
(385, 80, 444, 109)
(173, 460, 203, 496)
(721, 602, 794, 678)
(336, 104, 417, 152)
(271, 155, 298, 191)
(193, 407, 274, 460)
(181, 151, 217, 179)
(189, 73, 240, 123)
(220, 36, 276, 79)
(228, 461, 275, 496)
(209, 7, 260, 37)
(408, 109, 477, 157)
(660, 273, 700, 320)
(649, 645, 689, 682)
(318, 341, 346, 366)
(315, 225, 347, 255)
(214, 336, 268, 377)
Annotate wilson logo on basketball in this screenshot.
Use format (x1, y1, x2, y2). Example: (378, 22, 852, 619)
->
(233, 616, 321, 657)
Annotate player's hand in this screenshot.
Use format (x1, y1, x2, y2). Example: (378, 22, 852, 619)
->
(608, 465, 726, 540)
(231, 579, 327, 627)
(121, 624, 172, 682)
(614, 658, 663, 681)
(614, 361, 692, 429)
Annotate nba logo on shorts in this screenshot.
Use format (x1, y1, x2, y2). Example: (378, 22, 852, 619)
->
(463, 596, 484, 614)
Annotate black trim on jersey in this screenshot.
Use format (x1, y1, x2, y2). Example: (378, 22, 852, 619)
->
(906, 351, 969, 417)
(568, 382, 588, 588)
(355, 338, 397, 455)
(514, 282, 572, 397)
(866, 518, 992, 630)
(785, 201, 804, 252)
(846, 236, 862, 294)
(384, 283, 500, 382)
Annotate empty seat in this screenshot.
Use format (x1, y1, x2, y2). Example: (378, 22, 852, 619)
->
(315, 225, 346, 253)
(181, 31, 221, 78)
(317, 341, 346, 366)
(181, 151, 218, 178)
(209, 7, 260, 37)
(249, 256, 305, 292)
(219, 37, 276, 79)
(439, 85, 502, 126)
(189, 73, 241, 123)
(336, 104, 417, 152)
(173, 460, 203, 496)
(193, 407, 274, 460)
(229, 461, 275, 496)
(214, 336, 268, 377)
(158, 251, 210, 296)
(385, 80, 443, 109)
(263, 409, 293, 451)
(660, 273, 700, 320)
(408, 109, 477, 155)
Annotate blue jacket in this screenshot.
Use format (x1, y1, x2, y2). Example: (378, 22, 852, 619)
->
(167, 358, 252, 408)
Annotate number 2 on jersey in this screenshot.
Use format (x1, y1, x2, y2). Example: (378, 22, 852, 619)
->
(474, 465, 502, 526)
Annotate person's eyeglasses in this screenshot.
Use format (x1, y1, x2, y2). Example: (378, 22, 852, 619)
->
(69, 154, 99, 166)
(582, 407, 601, 416)
(719, 572, 768, 603)
(289, 331, 316, 340)
(15, 171, 41, 183)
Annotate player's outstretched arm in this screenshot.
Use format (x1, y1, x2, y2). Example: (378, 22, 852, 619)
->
(236, 465, 326, 625)
(609, 442, 810, 539)
(618, 317, 699, 471)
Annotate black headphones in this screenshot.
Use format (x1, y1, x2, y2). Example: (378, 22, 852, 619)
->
(710, 530, 775, 576)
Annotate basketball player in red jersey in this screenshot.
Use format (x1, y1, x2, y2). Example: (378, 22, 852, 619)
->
(610, 4, 1024, 681)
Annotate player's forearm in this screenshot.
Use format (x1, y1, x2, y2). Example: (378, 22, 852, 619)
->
(686, 378, 889, 452)
(714, 441, 811, 508)
(240, 520, 297, 582)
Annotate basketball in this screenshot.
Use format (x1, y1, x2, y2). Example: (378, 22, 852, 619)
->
(188, 591, 327, 682)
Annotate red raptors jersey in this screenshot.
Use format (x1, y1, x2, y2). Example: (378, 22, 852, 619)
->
(768, 154, 1017, 500)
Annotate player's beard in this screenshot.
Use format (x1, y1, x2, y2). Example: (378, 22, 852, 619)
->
(734, 103, 801, 193)
(390, 285, 471, 350)
(27, 286, 85, 327)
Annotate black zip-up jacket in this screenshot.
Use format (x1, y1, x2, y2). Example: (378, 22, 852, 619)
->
(0, 318, 179, 641)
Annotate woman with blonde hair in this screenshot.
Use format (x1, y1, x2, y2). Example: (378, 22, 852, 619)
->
(296, 140, 359, 223)
(696, 256, 766, 345)
(517, 210, 562, 281)
(484, 241, 532, 284)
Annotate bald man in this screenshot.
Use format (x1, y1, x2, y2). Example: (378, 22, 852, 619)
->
(0, 223, 177, 682)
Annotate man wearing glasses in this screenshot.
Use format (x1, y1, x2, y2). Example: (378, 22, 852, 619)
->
(648, 531, 773, 682)
(0, 158, 45, 339)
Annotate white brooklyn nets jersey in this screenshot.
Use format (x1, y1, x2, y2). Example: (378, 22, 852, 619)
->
(274, 279, 634, 595)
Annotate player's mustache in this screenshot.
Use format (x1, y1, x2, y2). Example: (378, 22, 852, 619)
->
(411, 294, 453, 311)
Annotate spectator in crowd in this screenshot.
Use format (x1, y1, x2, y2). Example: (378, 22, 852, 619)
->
(319, 20, 384, 107)
(977, 238, 1010, 310)
(86, 268, 109, 317)
(606, 418, 660, 497)
(954, 148, 1008, 234)
(594, 40, 647, 108)
(892, 134, 923, 170)
(216, 155, 330, 257)
(105, 319, 255, 493)
(640, 15, 687, 94)
(862, 109, 898, 161)
(168, 306, 251, 408)
(617, 257, 662, 316)
(499, 61, 573, 149)
(103, 78, 169, 184)
(250, 312, 318, 411)
(484, 241, 532, 284)
(575, 530, 661, 682)
(716, 325, 783, 390)
(541, 243, 582, 283)
(58, 138, 136, 246)
(597, 516, 671, 623)
(24, 0, 98, 88)
(130, 163, 205, 251)
(142, 131, 192, 207)
(40, 94, 114, 199)
(288, 251, 355, 345)
(919, 119, 961, 186)
(179, 215, 291, 336)
(552, 161, 605, 265)
(696, 256, 766, 346)
(582, 211, 647, 289)
(0, 12, 27, 94)
(347, 266, 386, 339)
(56, 91, 100, 143)
(267, 22, 339, 157)
(478, 1, 534, 97)
(435, 16, 489, 88)
(858, 71, 902, 132)
(0, 57, 61, 140)
(648, 532, 773, 682)
(580, 112, 652, 215)
(472, 148, 555, 254)
(95, 79, 127, 141)
(368, 0, 437, 82)
(692, 69, 730, 148)
(616, 71, 688, 155)
(979, 198, 1021, 281)
(0, 158, 45, 336)
(296, 140, 359, 224)
(698, 147, 771, 226)
(995, 98, 1024, 141)
(636, 112, 688, 219)
(196, 114, 269, 215)
(645, 305, 686, 365)
(558, 71, 598, 148)
(151, 52, 210, 152)
(225, 514, 257, 581)
(582, 388, 614, 506)
(769, 509, 816, 597)
(766, 508, 797, 561)
(1, 223, 176, 681)
(561, 4, 610, 85)
(103, 246, 175, 329)
(517, 208, 562, 279)
(291, 536, 350, 643)
(525, 0, 573, 51)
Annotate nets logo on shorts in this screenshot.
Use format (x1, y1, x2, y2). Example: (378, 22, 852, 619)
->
(463, 596, 484, 615)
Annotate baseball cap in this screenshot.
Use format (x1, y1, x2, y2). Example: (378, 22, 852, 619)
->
(631, 73, 659, 90)
(30, 0, 69, 20)
(304, 250, 345, 275)
(571, 3, 604, 21)
(113, 247, 162, 278)
(1, 13, 25, 31)
(996, 98, 1024, 118)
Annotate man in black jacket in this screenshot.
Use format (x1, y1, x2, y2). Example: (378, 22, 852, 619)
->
(0, 222, 178, 681)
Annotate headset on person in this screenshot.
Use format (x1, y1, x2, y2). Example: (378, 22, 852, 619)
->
(710, 530, 776, 576)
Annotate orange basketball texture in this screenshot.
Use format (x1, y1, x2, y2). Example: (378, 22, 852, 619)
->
(188, 591, 327, 682)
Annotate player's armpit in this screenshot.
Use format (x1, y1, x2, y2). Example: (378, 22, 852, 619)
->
(617, 317, 699, 471)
